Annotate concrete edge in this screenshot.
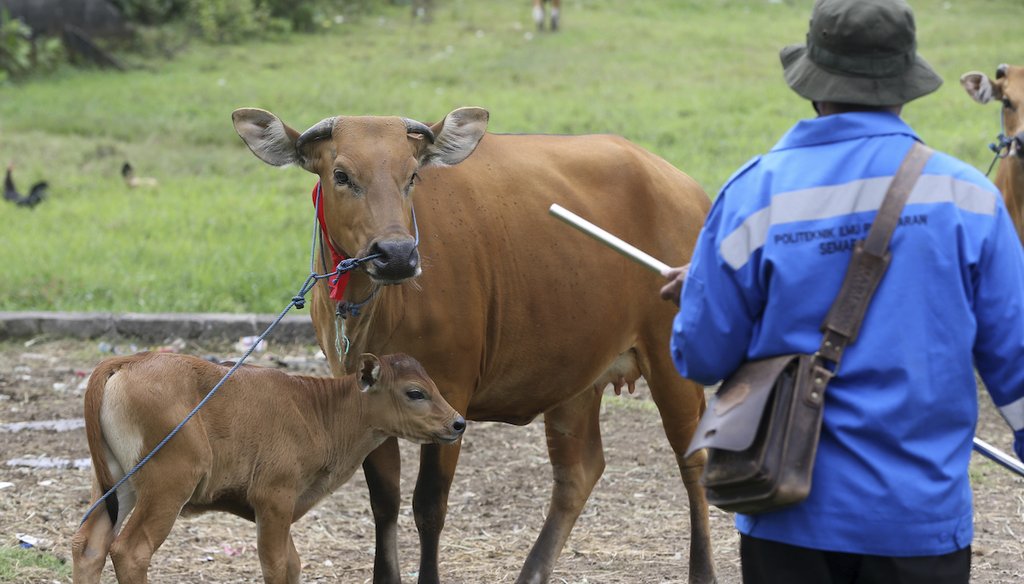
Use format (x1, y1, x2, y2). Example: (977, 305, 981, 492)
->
(0, 311, 316, 344)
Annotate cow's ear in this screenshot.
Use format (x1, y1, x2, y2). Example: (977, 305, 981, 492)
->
(359, 353, 382, 391)
(232, 108, 303, 167)
(960, 72, 1002, 104)
(420, 107, 489, 167)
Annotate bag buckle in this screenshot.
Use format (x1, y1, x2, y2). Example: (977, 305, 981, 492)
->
(814, 329, 847, 372)
(806, 361, 832, 406)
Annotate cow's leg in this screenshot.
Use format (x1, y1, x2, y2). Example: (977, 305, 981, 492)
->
(640, 337, 716, 584)
(254, 494, 300, 584)
(286, 533, 302, 584)
(412, 0, 434, 22)
(72, 481, 135, 584)
(413, 441, 463, 584)
(550, 0, 560, 31)
(363, 438, 404, 584)
(532, 0, 545, 30)
(516, 387, 605, 584)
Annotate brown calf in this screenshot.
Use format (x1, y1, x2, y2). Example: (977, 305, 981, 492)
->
(71, 352, 464, 584)
(962, 64, 1024, 244)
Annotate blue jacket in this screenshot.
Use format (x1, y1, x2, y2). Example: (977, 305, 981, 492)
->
(672, 112, 1024, 556)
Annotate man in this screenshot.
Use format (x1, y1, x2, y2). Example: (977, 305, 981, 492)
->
(662, 0, 1024, 582)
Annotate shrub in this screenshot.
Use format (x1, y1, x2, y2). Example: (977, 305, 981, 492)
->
(188, 0, 270, 43)
(107, 0, 189, 26)
(0, 10, 64, 81)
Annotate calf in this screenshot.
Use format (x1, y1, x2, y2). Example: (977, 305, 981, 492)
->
(71, 352, 465, 584)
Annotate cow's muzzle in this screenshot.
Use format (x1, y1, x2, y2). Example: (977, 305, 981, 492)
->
(1011, 132, 1024, 159)
(366, 238, 420, 283)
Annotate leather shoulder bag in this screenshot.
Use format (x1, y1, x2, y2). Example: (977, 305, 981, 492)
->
(684, 142, 934, 514)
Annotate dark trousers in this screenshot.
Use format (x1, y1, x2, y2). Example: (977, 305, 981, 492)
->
(740, 534, 971, 584)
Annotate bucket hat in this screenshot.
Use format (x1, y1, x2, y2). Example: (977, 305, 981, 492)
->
(780, 0, 942, 106)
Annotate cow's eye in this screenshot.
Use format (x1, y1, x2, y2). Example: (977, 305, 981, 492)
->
(406, 388, 426, 401)
(334, 170, 350, 185)
(405, 172, 419, 194)
(1002, 97, 1016, 111)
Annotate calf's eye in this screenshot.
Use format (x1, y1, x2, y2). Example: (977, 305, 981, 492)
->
(406, 388, 426, 401)
(334, 170, 350, 185)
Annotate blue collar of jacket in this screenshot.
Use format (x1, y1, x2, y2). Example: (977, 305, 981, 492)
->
(771, 111, 921, 152)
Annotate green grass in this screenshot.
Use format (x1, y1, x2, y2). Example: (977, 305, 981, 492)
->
(1, 0, 1021, 313)
(0, 545, 69, 583)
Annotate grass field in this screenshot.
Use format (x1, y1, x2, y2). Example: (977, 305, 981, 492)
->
(1, 0, 1022, 313)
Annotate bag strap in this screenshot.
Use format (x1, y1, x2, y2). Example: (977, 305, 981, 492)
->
(815, 141, 933, 374)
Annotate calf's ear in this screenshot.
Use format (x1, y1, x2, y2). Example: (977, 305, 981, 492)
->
(960, 72, 1001, 104)
(419, 107, 489, 167)
(232, 108, 303, 167)
(359, 354, 382, 391)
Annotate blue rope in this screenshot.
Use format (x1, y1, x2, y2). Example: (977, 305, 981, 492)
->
(78, 186, 381, 528)
(986, 110, 1016, 177)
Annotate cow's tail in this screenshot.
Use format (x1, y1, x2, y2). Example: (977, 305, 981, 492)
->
(83, 359, 128, 525)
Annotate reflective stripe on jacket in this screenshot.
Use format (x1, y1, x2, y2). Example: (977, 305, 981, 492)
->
(672, 111, 1024, 556)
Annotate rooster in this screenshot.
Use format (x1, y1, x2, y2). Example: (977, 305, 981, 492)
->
(121, 162, 158, 188)
(4, 163, 48, 209)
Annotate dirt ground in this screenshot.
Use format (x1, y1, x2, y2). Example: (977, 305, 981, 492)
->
(1, 338, 1022, 584)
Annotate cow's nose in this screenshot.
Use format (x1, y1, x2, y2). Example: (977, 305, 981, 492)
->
(369, 239, 419, 280)
(452, 415, 466, 435)
(1013, 132, 1024, 157)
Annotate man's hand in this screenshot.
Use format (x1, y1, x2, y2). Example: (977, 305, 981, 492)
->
(659, 264, 690, 306)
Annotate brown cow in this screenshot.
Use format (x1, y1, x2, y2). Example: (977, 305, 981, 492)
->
(231, 106, 714, 583)
(533, 0, 561, 31)
(962, 64, 1024, 244)
(70, 352, 465, 584)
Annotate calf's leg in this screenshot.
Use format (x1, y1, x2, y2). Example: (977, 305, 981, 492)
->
(72, 481, 132, 584)
(72, 508, 114, 584)
(108, 485, 191, 583)
(516, 387, 605, 584)
(254, 493, 300, 584)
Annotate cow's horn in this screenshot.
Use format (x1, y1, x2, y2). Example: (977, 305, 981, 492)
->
(402, 118, 435, 143)
(296, 117, 337, 151)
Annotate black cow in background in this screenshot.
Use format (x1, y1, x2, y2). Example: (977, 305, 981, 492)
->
(0, 0, 127, 69)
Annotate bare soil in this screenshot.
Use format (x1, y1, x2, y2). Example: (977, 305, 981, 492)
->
(1, 338, 1022, 583)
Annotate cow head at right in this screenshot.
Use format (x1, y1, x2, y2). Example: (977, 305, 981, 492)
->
(231, 106, 489, 284)
(961, 64, 1024, 164)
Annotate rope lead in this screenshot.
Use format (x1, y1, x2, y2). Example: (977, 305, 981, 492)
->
(78, 200, 381, 528)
